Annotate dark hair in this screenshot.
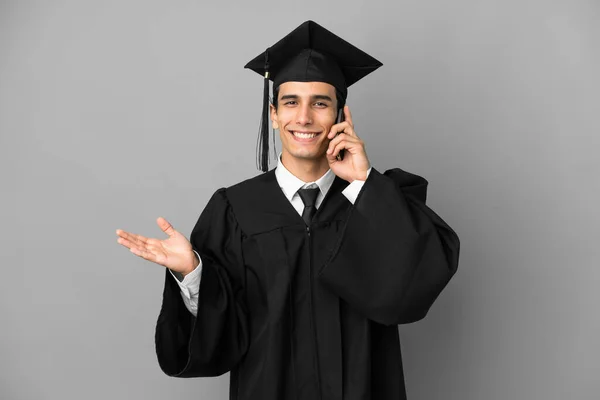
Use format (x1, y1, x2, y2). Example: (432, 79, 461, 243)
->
(272, 85, 346, 112)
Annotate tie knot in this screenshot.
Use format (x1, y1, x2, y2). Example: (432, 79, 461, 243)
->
(297, 187, 320, 207)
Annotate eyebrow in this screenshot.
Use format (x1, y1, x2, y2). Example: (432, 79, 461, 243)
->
(280, 94, 334, 102)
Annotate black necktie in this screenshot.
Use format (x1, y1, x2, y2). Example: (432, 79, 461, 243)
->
(297, 188, 320, 226)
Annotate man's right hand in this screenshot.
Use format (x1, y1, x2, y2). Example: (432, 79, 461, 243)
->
(116, 217, 199, 276)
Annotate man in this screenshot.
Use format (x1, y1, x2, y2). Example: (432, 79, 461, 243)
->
(116, 21, 459, 400)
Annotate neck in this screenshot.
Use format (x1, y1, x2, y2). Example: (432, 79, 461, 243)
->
(281, 153, 330, 183)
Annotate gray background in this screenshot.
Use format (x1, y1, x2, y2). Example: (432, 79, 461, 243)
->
(1, 0, 598, 399)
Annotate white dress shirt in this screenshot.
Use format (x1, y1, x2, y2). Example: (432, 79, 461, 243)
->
(171, 158, 371, 317)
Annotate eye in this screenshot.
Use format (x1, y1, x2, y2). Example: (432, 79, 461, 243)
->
(314, 102, 328, 108)
(284, 101, 297, 106)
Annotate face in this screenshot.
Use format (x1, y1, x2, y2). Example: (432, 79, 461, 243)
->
(270, 81, 338, 164)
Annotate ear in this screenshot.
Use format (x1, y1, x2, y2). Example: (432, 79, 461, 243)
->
(270, 104, 279, 130)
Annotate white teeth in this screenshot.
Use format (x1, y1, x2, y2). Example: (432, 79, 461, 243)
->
(293, 131, 317, 139)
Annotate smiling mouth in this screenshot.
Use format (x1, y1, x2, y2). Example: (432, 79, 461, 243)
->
(290, 131, 320, 139)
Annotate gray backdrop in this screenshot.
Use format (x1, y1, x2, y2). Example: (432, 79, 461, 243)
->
(1, 0, 598, 399)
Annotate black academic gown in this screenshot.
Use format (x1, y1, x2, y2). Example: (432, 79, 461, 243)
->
(155, 168, 460, 400)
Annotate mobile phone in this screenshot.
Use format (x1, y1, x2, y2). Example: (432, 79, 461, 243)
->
(335, 107, 345, 161)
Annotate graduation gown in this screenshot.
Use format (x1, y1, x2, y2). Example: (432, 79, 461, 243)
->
(155, 167, 460, 400)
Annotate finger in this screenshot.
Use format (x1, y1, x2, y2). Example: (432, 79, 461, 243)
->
(328, 122, 358, 139)
(117, 236, 136, 250)
(327, 121, 350, 139)
(326, 150, 339, 163)
(117, 230, 150, 247)
(116, 229, 133, 239)
(344, 105, 353, 127)
(129, 246, 159, 263)
(157, 217, 176, 238)
(332, 136, 364, 157)
(329, 140, 351, 159)
(327, 133, 358, 154)
(326, 132, 346, 153)
(117, 236, 154, 254)
(342, 124, 357, 138)
(116, 228, 143, 241)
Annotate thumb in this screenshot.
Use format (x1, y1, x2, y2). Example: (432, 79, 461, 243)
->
(156, 217, 176, 237)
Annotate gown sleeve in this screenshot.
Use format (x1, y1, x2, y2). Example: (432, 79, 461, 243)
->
(155, 188, 249, 377)
(319, 168, 460, 326)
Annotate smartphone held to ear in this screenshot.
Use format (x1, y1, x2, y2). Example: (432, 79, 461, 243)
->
(335, 108, 345, 161)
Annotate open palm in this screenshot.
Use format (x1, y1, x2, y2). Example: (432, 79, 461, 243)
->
(116, 217, 198, 275)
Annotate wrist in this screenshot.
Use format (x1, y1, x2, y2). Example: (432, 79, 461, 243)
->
(181, 252, 200, 277)
(353, 169, 369, 182)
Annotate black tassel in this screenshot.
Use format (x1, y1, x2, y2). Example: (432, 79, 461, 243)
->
(257, 49, 270, 172)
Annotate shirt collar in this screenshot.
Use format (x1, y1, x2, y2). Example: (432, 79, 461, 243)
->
(275, 155, 336, 202)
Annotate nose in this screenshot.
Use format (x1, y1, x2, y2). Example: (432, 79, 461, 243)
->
(295, 104, 313, 126)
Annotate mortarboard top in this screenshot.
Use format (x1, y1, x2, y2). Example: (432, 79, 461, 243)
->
(245, 20, 383, 100)
(244, 20, 383, 172)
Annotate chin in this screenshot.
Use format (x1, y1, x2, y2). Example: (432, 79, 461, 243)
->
(289, 147, 326, 160)
(280, 151, 314, 163)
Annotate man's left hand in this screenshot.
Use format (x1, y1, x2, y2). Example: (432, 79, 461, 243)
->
(326, 105, 371, 182)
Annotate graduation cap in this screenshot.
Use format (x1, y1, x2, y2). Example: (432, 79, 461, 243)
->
(244, 20, 383, 172)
